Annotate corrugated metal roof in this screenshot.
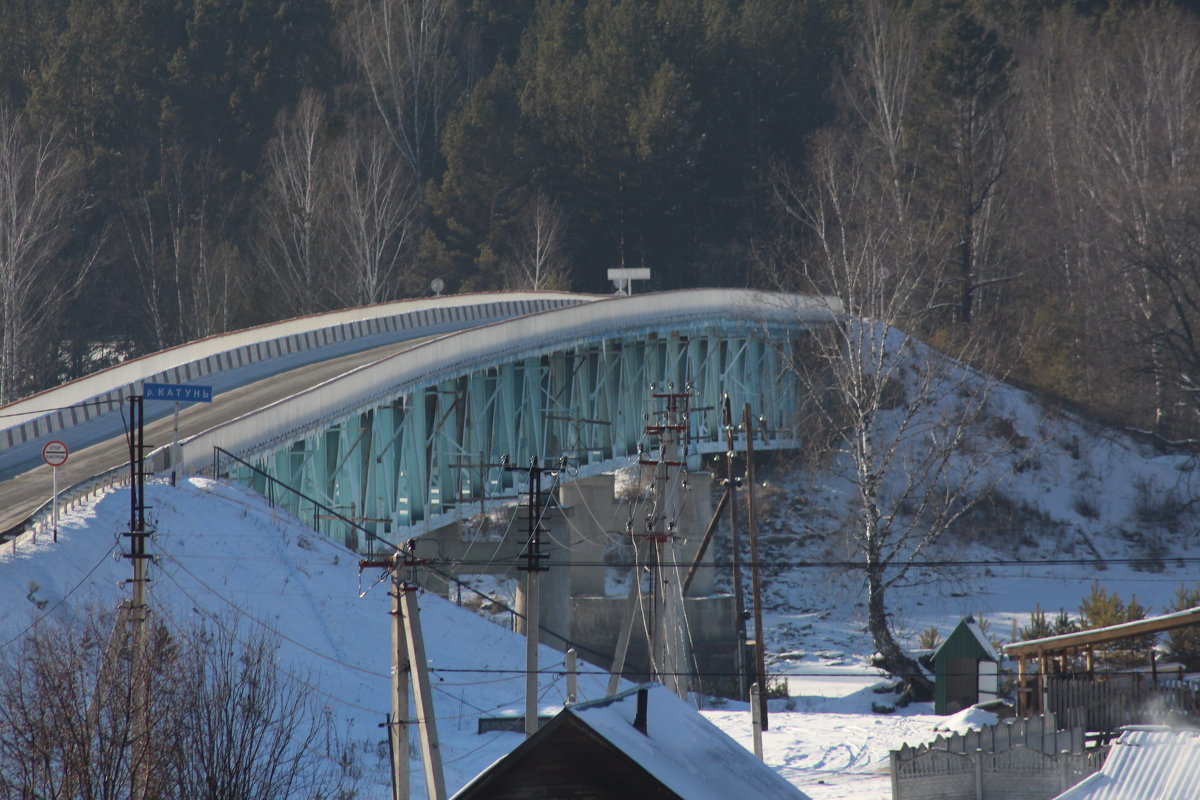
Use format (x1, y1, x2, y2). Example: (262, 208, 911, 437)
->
(1054, 726, 1200, 800)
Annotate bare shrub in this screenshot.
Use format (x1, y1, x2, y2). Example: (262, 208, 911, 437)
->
(0, 608, 356, 800)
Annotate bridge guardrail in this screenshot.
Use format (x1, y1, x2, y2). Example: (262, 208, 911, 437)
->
(2, 293, 595, 451)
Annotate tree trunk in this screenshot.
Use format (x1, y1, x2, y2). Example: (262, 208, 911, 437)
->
(866, 560, 934, 700)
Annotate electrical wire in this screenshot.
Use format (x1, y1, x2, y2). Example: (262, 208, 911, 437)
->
(156, 546, 390, 682)
(0, 541, 120, 653)
(431, 555, 1200, 570)
(0, 396, 117, 420)
(151, 564, 383, 714)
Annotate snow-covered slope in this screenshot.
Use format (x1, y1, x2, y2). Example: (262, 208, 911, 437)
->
(0, 479, 618, 797)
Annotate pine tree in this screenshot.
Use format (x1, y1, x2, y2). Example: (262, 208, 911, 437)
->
(1166, 584, 1200, 670)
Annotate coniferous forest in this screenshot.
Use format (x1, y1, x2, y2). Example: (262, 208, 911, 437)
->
(4, 0, 1200, 440)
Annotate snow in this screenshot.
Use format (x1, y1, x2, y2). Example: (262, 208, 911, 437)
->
(4, 352, 1200, 797)
(932, 705, 1000, 734)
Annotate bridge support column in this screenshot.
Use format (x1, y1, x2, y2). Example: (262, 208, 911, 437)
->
(558, 475, 617, 598)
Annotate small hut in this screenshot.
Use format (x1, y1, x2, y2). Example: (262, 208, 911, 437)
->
(933, 616, 1000, 715)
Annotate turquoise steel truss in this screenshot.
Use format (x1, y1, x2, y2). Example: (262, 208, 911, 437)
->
(222, 299, 831, 548)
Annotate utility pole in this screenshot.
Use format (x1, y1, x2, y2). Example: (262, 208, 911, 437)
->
(744, 403, 768, 730)
(724, 395, 749, 700)
(503, 456, 562, 738)
(608, 522, 641, 695)
(361, 542, 446, 800)
(124, 394, 152, 800)
(400, 582, 446, 800)
(361, 549, 410, 800)
(641, 385, 691, 701)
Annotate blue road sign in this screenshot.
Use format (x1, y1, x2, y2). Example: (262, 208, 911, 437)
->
(143, 382, 214, 403)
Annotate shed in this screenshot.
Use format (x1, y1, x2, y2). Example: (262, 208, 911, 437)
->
(452, 684, 810, 800)
(933, 616, 1000, 715)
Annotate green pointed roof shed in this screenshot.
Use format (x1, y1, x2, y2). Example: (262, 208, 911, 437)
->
(933, 616, 1000, 715)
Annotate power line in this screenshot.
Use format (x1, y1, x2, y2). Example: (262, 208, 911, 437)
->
(431, 555, 1200, 570)
(0, 396, 117, 420)
(0, 541, 119, 653)
(157, 547, 391, 682)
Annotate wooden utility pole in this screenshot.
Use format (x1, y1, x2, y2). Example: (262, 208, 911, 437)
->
(643, 386, 691, 700)
(504, 456, 557, 737)
(125, 394, 152, 800)
(608, 529, 641, 695)
(361, 551, 410, 800)
(724, 395, 748, 700)
(400, 584, 446, 800)
(744, 403, 768, 730)
(362, 543, 448, 800)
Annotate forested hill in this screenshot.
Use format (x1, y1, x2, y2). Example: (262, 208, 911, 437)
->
(4, 0, 1200, 442)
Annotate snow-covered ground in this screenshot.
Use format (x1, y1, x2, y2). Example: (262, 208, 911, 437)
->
(3, 366, 1199, 797)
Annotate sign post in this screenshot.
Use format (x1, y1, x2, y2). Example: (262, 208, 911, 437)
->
(142, 382, 214, 485)
(42, 440, 69, 542)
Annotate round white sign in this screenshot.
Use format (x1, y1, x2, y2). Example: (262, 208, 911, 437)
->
(42, 440, 69, 467)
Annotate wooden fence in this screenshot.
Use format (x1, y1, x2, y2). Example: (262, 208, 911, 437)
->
(890, 713, 1109, 800)
(1048, 675, 1200, 732)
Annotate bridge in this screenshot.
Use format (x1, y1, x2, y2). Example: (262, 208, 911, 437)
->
(1, 289, 838, 546)
(1, 287, 839, 691)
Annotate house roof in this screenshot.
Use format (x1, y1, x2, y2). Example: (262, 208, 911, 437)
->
(453, 684, 810, 800)
(1053, 726, 1200, 800)
(933, 616, 1000, 663)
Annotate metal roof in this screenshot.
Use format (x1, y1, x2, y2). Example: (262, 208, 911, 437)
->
(1005, 606, 1200, 658)
(1053, 726, 1200, 800)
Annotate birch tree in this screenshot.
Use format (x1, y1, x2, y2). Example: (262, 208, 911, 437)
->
(776, 128, 1009, 698)
(505, 190, 569, 291)
(0, 106, 87, 403)
(340, 0, 459, 181)
(257, 90, 332, 316)
(122, 146, 241, 349)
(328, 116, 419, 307)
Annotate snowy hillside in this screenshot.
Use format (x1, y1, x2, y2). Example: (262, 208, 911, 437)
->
(2, 368, 1199, 798)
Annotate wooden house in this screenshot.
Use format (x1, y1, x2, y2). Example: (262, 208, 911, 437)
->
(934, 616, 1000, 715)
(452, 684, 810, 800)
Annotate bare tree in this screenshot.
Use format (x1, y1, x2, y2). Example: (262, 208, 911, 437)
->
(123, 146, 242, 349)
(0, 106, 89, 403)
(257, 89, 332, 317)
(0, 608, 179, 800)
(168, 623, 351, 800)
(774, 125, 1009, 698)
(505, 190, 570, 291)
(838, 0, 923, 227)
(340, 0, 458, 180)
(1017, 7, 1200, 435)
(328, 115, 419, 307)
(0, 609, 355, 800)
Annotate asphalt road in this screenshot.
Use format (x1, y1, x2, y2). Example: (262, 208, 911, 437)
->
(0, 335, 430, 537)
